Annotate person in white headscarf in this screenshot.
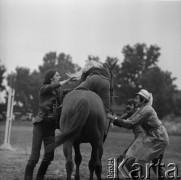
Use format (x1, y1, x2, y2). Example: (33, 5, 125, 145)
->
(108, 89, 169, 179)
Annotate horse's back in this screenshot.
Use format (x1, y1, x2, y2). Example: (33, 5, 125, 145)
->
(61, 89, 108, 142)
(63, 89, 104, 113)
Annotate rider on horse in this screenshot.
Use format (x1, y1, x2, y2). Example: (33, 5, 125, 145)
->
(68, 60, 112, 114)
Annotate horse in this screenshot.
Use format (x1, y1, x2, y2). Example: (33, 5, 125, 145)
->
(48, 62, 116, 180)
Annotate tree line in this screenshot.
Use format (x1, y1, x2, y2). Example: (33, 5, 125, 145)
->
(0, 43, 181, 119)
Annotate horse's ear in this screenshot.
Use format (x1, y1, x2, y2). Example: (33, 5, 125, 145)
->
(111, 60, 117, 70)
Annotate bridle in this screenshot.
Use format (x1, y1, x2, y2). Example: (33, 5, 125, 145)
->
(103, 63, 115, 106)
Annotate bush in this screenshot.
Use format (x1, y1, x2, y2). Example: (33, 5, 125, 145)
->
(162, 114, 181, 135)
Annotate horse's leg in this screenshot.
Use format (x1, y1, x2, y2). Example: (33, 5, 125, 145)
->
(89, 141, 103, 180)
(94, 141, 103, 180)
(63, 141, 74, 180)
(73, 143, 82, 180)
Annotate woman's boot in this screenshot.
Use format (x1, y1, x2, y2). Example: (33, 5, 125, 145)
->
(36, 162, 49, 180)
(24, 164, 35, 180)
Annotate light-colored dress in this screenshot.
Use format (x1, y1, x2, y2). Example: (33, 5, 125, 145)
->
(117, 104, 169, 163)
(132, 125, 143, 139)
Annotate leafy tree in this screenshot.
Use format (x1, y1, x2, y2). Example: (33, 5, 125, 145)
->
(0, 62, 7, 117)
(28, 70, 43, 114)
(38, 51, 80, 91)
(7, 67, 32, 113)
(112, 43, 177, 118)
(0, 61, 6, 92)
(6, 52, 81, 114)
(139, 66, 177, 118)
(39, 52, 80, 78)
(57, 53, 80, 79)
(5, 48, 179, 119)
(87, 55, 100, 62)
(113, 44, 161, 103)
(172, 90, 181, 116)
(39, 52, 57, 74)
(120, 43, 160, 89)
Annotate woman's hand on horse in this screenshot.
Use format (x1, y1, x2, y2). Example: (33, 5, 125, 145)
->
(69, 77, 77, 81)
(60, 77, 76, 86)
(107, 113, 117, 121)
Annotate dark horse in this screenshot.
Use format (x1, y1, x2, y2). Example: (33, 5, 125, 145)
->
(49, 62, 116, 180)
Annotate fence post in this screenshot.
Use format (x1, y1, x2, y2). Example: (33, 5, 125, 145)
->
(0, 88, 16, 151)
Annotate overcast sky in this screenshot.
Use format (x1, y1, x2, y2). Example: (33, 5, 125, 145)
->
(0, 0, 181, 89)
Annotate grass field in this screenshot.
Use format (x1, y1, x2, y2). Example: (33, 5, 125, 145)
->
(0, 121, 181, 180)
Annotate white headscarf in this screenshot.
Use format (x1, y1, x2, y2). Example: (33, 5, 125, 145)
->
(147, 93, 153, 106)
(135, 89, 153, 106)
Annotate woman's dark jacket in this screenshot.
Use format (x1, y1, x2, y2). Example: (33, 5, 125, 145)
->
(34, 83, 69, 124)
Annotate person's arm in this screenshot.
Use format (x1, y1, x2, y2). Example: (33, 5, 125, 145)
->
(108, 106, 150, 129)
(40, 83, 61, 94)
(60, 77, 75, 86)
(40, 78, 74, 95)
(112, 112, 129, 127)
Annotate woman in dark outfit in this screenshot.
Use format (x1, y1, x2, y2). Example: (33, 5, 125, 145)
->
(24, 69, 72, 180)
(108, 89, 169, 180)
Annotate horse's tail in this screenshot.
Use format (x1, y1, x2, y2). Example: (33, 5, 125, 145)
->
(46, 97, 89, 152)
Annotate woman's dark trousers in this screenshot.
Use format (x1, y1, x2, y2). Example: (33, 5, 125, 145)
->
(24, 122, 55, 180)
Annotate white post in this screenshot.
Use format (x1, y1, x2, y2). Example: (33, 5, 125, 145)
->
(7, 89, 15, 145)
(0, 88, 16, 151)
(3, 88, 11, 147)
